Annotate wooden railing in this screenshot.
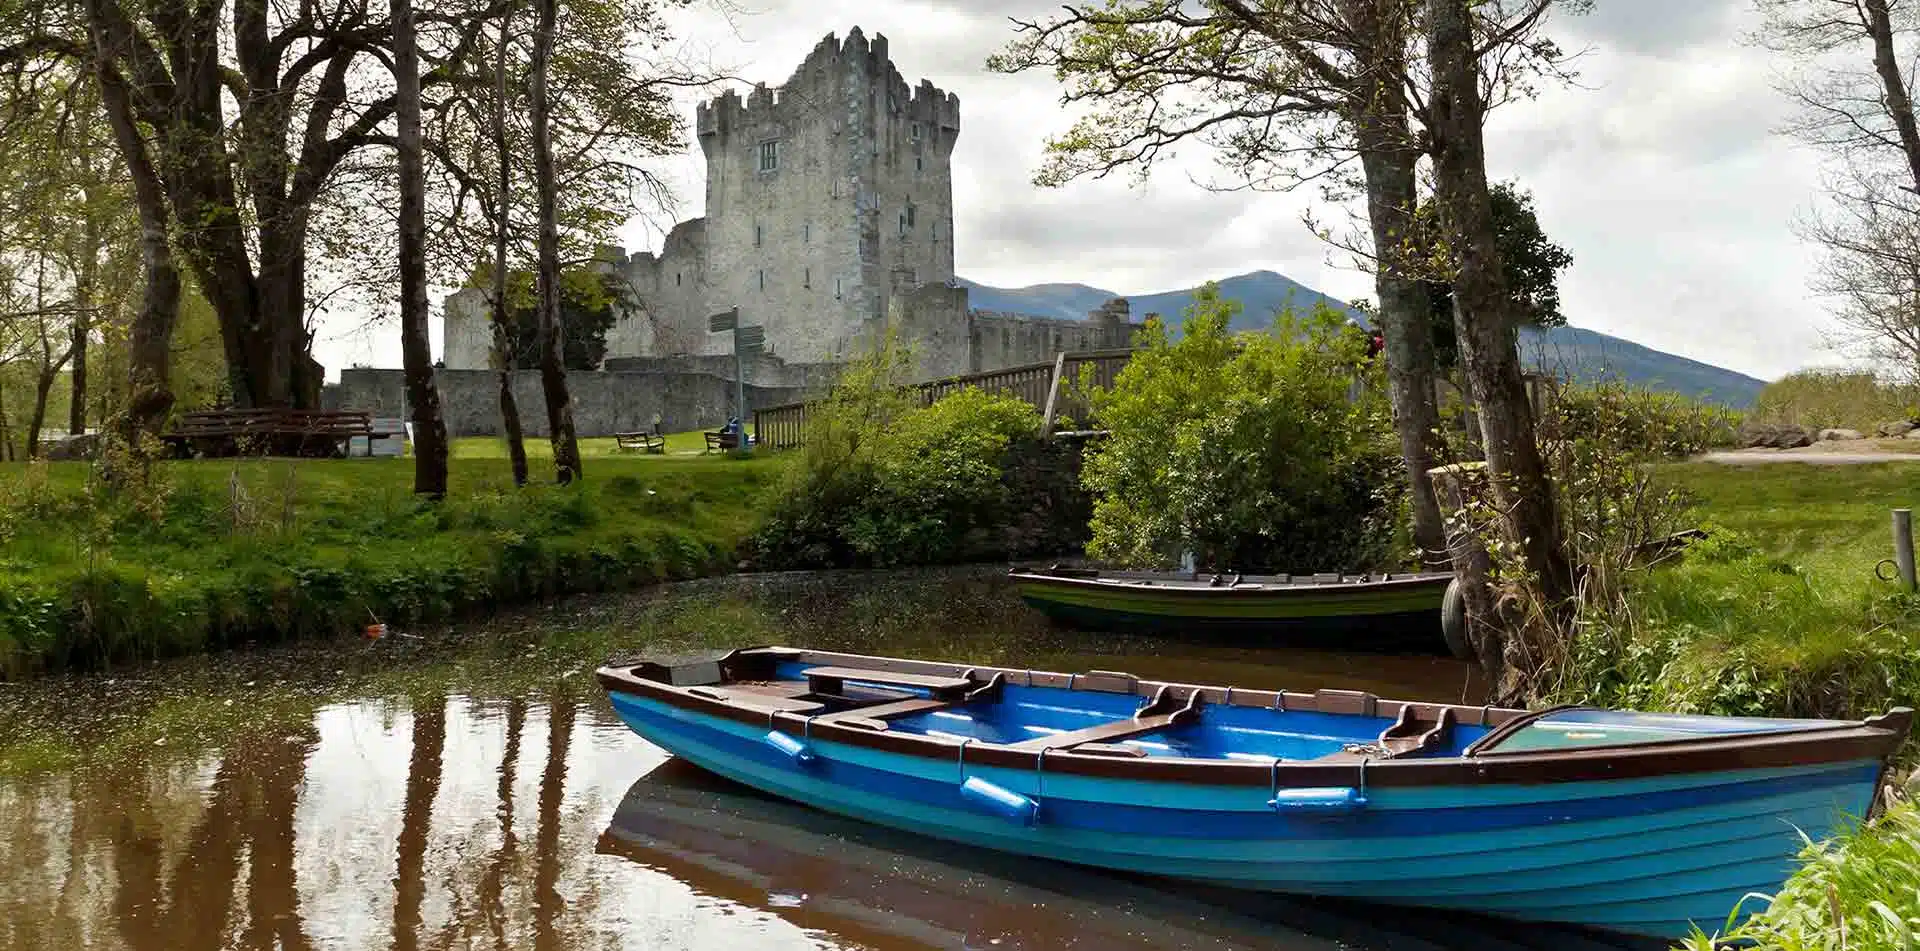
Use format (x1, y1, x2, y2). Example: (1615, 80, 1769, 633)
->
(753, 349, 1137, 449)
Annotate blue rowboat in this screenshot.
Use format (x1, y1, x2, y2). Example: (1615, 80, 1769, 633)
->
(597, 646, 1913, 940)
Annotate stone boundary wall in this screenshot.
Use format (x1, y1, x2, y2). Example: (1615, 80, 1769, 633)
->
(327, 368, 807, 438)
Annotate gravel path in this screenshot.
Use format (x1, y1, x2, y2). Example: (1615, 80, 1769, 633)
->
(1700, 450, 1920, 465)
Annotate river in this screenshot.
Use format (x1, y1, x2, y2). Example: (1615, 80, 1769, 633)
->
(0, 568, 1661, 951)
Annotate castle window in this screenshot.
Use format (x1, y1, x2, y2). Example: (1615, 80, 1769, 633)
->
(758, 269, 766, 292)
(758, 140, 778, 172)
(931, 223, 938, 241)
(676, 272, 682, 286)
(755, 224, 762, 247)
(910, 122, 922, 142)
(907, 205, 916, 228)
(898, 211, 907, 236)
(834, 278, 843, 300)
(915, 155, 923, 173)
(803, 222, 810, 243)
(804, 267, 811, 289)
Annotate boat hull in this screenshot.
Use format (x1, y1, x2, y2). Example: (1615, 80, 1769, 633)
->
(606, 689, 1877, 939)
(1011, 572, 1449, 645)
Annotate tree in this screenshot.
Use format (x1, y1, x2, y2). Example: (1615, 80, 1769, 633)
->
(1083, 287, 1406, 573)
(992, 0, 1451, 563)
(392, 0, 449, 497)
(1425, 0, 1577, 689)
(1425, 181, 1572, 368)
(489, 5, 529, 486)
(528, 0, 581, 484)
(1757, 0, 1920, 381)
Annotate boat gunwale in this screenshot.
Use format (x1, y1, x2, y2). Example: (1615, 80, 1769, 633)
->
(1007, 568, 1454, 599)
(596, 646, 1913, 790)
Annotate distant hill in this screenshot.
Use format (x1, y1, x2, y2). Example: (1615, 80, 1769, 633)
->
(957, 271, 1766, 408)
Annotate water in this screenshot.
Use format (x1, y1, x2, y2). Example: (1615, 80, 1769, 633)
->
(0, 569, 1659, 951)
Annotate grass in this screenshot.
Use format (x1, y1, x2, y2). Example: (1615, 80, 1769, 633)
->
(1676, 802, 1920, 951)
(0, 439, 782, 677)
(451, 430, 728, 458)
(1553, 462, 1920, 723)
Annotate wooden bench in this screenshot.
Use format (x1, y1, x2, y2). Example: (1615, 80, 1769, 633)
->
(615, 431, 665, 454)
(704, 431, 742, 453)
(165, 409, 373, 458)
(803, 665, 978, 702)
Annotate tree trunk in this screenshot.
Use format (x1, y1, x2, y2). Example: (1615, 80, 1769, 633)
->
(1344, 0, 1446, 565)
(1426, 0, 1571, 665)
(530, 0, 582, 484)
(493, 8, 530, 487)
(27, 363, 57, 458)
(1865, 0, 1920, 194)
(391, 696, 446, 951)
(392, 0, 450, 497)
(70, 213, 100, 439)
(89, 13, 180, 441)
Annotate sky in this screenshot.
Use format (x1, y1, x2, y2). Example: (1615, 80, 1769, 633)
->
(313, 0, 1838, 383)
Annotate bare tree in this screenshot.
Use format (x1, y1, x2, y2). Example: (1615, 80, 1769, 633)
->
(489, 7, 530, 486)
(1759, 0, 1920, 377)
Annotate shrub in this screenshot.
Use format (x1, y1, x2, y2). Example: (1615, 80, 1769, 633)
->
(752, 341, 1047, 568)
(1081, 284, 1406, 573)
(1752, 369, 1919, 433)
(1549, 382, 1741, 458)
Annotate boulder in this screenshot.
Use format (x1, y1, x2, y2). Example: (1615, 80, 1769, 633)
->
(1907, 429, 1920, 440)
(1820, 428, 1865, 441)
(43, 432, 99, 461)
(1880, 420, 1916, 438)
(1738, 421, 1814, 449)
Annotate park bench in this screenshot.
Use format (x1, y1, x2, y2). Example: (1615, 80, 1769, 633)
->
(704, 431, 742, 453)
(616, 431, 666, 454)
(164, 409, 373, 458)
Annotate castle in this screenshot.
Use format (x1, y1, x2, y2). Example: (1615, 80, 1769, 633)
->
(437, 28, 1141, 386)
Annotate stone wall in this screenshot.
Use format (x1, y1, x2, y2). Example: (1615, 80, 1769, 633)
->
(884, 284, 1142, 380)
(329, 368, 806, 438)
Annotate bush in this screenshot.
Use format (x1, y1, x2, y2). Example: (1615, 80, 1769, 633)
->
(1080, 284, 1406, 573)
(1752, 369, 1919, 433)
(1549, 382, 1741, 458)
(752, 342, 1047, 568)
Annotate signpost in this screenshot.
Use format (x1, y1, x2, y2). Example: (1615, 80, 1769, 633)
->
(709, 308, 763, 445)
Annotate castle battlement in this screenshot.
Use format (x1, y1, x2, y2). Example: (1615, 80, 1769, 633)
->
(696, 30, 959, 140)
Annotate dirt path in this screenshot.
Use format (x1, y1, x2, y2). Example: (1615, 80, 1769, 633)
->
(1701, 449, 1920, 465)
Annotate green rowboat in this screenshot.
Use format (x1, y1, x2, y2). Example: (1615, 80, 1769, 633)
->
(1009, 566, 1463, 652)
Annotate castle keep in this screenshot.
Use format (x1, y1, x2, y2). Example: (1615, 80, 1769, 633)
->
(407, 29, 1141, 436)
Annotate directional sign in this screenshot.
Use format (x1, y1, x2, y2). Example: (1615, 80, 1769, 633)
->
(708, 308, 738, 333)
(736, 325, 765, 351)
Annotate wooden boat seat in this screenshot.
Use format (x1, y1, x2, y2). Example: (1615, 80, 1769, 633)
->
(1314, 706, 1456, 762)
(1006, 688, 1204, 751)
(685, 685, 825, 715)
(814, 697, 953, 724)
(804, 666, 977, 701)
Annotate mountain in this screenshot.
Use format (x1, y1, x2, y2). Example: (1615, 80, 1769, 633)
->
(957, 272, 1766, 408)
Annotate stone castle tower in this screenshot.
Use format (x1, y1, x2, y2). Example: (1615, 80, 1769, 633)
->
(439, 29, 961, 370)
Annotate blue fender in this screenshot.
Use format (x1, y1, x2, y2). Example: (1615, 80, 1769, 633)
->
(959, 776, 1039, 825)
(763, 730, 816, 766)
(1269, 786, 1368, 813)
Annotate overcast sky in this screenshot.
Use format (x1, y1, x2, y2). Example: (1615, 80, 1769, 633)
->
(314, 0, 1835, 382)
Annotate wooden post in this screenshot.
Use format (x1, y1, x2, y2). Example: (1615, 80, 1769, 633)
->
(1896, 508, 1916, 593)
(1038, 351, 1068, 439)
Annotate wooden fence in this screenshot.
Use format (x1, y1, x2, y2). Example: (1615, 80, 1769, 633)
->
(752, 348, 1137, 449)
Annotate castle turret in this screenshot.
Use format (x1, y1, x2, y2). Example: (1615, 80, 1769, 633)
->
(692, 29, 960, 363)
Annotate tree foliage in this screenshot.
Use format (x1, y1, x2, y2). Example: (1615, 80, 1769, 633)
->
(1082, 284, 1406, 572)
(1426, 181, 1572, 367)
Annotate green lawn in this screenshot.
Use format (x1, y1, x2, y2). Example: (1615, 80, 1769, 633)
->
(0, 446, 783, 677)
(1555, 461, 1920, 725)
(450, 430, 731, 459)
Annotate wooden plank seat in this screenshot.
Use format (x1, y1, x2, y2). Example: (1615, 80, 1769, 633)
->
(814, 697, 953, 723)
(803, 666, 977, 702)
(1006, 688, 1205, 752)
(685, 685, 824, 715)
(1314, 706, 1456, 762)
(704, 431, 741, 452)
(615, 431, 665, 453)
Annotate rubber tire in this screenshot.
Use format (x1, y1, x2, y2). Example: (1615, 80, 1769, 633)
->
(1440, 577, 1473, 661)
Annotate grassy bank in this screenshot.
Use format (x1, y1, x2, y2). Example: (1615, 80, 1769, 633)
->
(1554, 461, 1920, 724)
(0, 439, 779, 677)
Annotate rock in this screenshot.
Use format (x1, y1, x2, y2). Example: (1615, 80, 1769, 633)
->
(44, 432, 99, 461)
(1820, 428, 1864, 441)
(1906, 429, 1920, 440)
(1738, 421, 1814, 449)
(1880, 420, 1916, 438)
